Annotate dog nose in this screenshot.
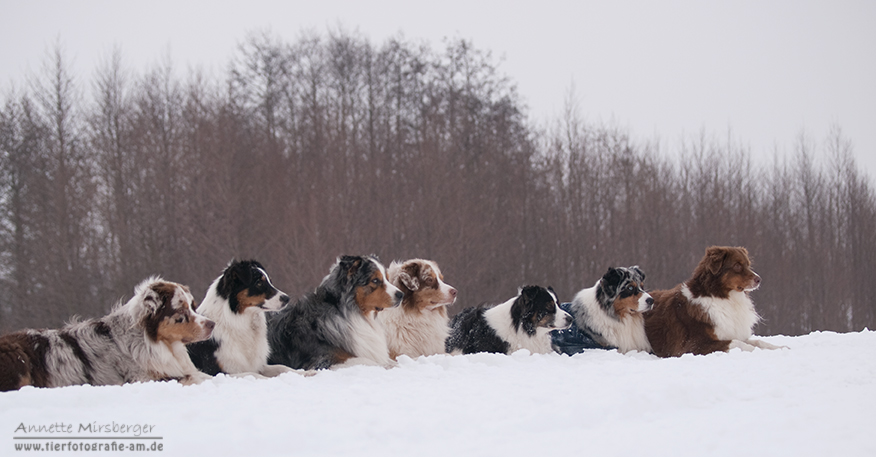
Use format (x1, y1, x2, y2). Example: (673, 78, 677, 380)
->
(204, 319, 216, 331)
(753, 275, 762, 286)
(394, 291, 404, 302)
(449, 287, 458, 297)
(280, 294, 290, 305)
(646, 297, 654, 306)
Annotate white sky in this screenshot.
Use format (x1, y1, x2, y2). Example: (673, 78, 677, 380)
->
(2, 0, 874, 180)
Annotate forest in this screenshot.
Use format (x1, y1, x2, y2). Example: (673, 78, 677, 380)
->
(1, 30, 873, 336)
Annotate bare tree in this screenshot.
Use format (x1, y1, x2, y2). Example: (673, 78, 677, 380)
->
(1, 31, 875, 335)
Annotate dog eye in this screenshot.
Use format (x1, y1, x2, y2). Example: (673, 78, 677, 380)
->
(174, 316, 185, 323)
(372, 278, 381, 285)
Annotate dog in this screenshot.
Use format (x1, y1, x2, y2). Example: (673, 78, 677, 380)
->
(267, 255, 403, 370)
(552, 266, 654, 355)
(644, 246, 783, 357)
(0, 278, 214, 391)
(378, 259, 457, 359)
(187, 260, 297, 378)
(446, 285, 572, 355)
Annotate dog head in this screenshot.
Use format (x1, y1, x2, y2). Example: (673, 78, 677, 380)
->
(511, 286, 572, 336)
(323, 255, 404, 316)
(132, 278, 215, 345)
(690, 246, 761, 298)
(388, 259, 457, 316)
(596, 266, 653, 320)
(215, 259, 290, 313)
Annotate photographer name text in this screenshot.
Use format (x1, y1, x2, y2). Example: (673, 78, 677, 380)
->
(14, 422, 156, 437)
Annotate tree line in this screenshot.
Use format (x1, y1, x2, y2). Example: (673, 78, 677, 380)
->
(1, 30, 873, 336)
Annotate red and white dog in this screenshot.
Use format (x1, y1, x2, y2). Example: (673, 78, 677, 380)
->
(0, 278, 214, 391)
(378, 259, 457, 359)
(644, 246, 784, 357)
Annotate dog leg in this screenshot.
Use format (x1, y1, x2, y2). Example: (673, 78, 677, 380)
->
(727, 339, 757, 352)
(259, 364, 294, 377)
(228, 372, 268, 380)
(331, 357, 398, 370)
(746, 338, 788, 350)
(180, 371, 213, 385)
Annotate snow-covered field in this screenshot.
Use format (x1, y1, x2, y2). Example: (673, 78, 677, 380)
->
(3, 330, 874, 457)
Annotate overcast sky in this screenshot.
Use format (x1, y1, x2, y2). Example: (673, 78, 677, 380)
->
(2, 0, 874, 179)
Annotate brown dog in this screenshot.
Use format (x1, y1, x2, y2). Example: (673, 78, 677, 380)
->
(644, 246, 783, 357)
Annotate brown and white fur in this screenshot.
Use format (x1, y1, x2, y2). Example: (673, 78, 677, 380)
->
(644, 246, 784, 357)
(378, 259, 457, 359)
(0, 278, 214, 391)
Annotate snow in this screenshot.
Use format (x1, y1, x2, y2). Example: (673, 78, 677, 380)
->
(3, 330, 875, 457)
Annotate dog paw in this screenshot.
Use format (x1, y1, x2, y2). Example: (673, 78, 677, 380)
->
(728, 340, 757, 352)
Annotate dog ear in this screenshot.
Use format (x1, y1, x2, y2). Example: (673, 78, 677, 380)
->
(140, 285, 163, 319)
(512, 286, 539, 336)
(521, 285, 540, 301)
(338, 256, 364, 281)
(601, 267, 623, 288)
(218, 260, 250, 299)
(131, 279, 176, 342)
(705, 247, 728, 275)
(419, 262, 434, 284)
(398, 262, 421, 291)
(630, 266, 645, 281)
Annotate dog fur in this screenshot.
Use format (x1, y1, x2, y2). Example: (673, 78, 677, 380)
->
(446, 286, 572, 355)
(267, 255, 403, 370)
(0, 278, 214, 391)
(563, 266, 654, 353)
(187, 260, 295, 378)
(378, 259, 457, 359)
(644, 246, 783, 357)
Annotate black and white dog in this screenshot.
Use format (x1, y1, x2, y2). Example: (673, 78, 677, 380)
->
(187, 260, 294, 378)
(552, 266, 653, 355)
(268, 255, 403, 370)
(0, 278, 214, 391)
(446, 285, 572, 355)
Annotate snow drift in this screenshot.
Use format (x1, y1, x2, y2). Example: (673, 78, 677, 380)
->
(2, 330, 874, 457)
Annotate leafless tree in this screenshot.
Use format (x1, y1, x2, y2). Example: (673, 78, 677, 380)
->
(0, 32, 874, 336)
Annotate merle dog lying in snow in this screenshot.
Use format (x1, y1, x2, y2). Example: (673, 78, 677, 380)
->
(551, 266, 654, 355)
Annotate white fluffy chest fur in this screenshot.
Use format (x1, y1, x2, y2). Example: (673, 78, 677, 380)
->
(483, 299, 553, 355)
(378, 306, 449, 358)
(197, 286, 270, 374)
(349, 311, 394, 366)
(682, 285, 761, 341)
(571, 285, 651, 353)
(214, 312, 270, 373)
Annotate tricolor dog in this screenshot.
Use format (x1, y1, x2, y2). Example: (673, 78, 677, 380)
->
(187, 260, 295, 378)
(446, 285, 572, 355)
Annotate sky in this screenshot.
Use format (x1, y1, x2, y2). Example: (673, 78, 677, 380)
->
(2, 0, 874, 179)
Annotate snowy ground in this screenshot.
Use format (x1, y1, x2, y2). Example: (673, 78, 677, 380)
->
(2, 330, 874, 457)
